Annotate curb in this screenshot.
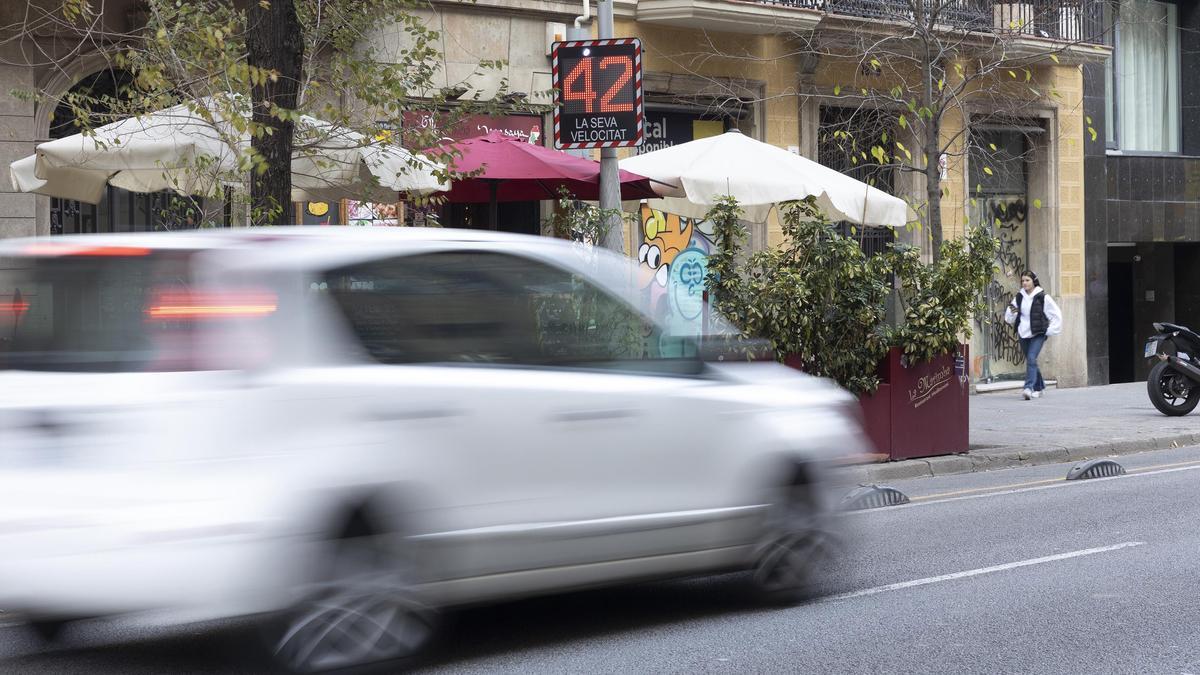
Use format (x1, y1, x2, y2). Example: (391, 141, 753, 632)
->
(832, 432, 1200, 483)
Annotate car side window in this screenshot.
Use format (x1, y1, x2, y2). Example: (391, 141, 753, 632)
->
(319, 250, 701, 375)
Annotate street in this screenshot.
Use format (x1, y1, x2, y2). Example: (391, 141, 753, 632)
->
(4, 444, 1199, 674)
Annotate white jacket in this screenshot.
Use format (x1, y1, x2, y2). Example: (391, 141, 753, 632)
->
(1004, 287, 1062, 339)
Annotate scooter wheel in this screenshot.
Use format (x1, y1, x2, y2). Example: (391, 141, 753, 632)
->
(1148, 360, 1200, 416)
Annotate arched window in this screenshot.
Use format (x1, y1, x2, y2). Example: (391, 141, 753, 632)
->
(48, 70, 209, 235)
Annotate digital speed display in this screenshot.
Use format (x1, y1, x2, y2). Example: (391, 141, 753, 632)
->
(552, 39, 643, 149)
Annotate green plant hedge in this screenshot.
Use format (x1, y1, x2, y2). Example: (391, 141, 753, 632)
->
(706, 196, 998, 395)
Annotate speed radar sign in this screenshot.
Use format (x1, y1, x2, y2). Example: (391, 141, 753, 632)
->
(552, 38, 644, 149)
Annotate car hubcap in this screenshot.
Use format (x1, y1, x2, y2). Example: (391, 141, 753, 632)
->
(274, 538, 433, 673)
(753, 528, 833, 594)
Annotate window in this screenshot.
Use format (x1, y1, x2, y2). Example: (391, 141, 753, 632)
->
(818, 106, 897, 193)
(1109, 0, 1180, 152)
(49, 70, 212, 234)
(970, 130, 1029, 196)
(0, 251, 247, 372)
(321, 251, 703, 375)
(818, 106, 897, 255)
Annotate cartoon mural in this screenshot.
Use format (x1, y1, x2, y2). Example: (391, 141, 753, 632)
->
(637, 204, 717, 356)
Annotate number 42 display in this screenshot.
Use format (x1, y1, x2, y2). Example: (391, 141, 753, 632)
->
(552, 39, 644, 150)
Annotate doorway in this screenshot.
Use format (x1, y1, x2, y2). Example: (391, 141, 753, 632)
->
(1108, 256, 1135, 384)
(970, 128, 1031, 382)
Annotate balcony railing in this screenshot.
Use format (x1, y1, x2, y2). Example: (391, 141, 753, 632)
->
(755, 0, 1106, 45)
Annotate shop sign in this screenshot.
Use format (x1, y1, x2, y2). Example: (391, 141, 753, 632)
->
(638, 111, 724, 154)
(401, 112, 543, 143)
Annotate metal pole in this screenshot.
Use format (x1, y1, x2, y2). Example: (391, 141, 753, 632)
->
(596, 0, 623, 253)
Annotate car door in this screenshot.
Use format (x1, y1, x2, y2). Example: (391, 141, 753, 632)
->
(316, 248, 742, 583)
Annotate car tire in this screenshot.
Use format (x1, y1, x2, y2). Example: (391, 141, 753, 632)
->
(26, 619, 70, 644)
(265, 516, 436, 673)
(748, 482, 835, 606)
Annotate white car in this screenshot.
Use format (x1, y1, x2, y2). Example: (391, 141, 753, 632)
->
(0, 228, 867, 672)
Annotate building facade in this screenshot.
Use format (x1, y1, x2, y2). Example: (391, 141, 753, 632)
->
(1083, 0, 1200, 385)
(0, 0, 1108, 386)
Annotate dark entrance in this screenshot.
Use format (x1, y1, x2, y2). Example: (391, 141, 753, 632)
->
(1107, 251, 1135, 384)
(441, 201, 541, 235)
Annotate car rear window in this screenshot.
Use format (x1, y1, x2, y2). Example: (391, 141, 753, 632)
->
(0, 249, 210, 372)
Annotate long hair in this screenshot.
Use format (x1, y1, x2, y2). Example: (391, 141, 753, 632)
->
(1020, 270, 1040, 288)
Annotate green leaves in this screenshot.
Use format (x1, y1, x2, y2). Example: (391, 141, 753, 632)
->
(27, 0, 512, 227)
(705, 198, 890, 395)
(705, 198, 1000, 395)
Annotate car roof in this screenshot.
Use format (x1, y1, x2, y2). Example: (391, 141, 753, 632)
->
(0, 227, 637, 281)
(0, 226, 551, 254)
(0, 228, 593, 269)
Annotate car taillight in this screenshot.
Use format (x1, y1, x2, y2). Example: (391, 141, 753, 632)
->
(21, 244, 151, 257)
(145, 290, 278, 321)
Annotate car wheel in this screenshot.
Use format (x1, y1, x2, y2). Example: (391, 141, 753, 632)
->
(26, 619, 70, 644)
(749, 482, 835, 605)
(267, 523, 436, 673)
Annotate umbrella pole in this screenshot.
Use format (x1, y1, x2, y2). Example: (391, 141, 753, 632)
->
(489, 181, 498, 231)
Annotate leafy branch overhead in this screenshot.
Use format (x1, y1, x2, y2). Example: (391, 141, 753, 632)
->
(8, 0, 522, 226)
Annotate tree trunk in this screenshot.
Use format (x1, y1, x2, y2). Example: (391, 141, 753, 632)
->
(247, 0, 303, 226)
(922, 43, 943, 262)
(925, 115, 942, 262)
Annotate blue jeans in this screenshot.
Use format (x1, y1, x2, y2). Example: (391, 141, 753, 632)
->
(1021, 335, 1047, 392)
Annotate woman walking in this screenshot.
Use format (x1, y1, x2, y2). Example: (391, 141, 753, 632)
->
(1005, 271, 1062, 400)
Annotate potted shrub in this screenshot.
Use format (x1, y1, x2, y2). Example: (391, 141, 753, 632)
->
(705, 196, 998, 460)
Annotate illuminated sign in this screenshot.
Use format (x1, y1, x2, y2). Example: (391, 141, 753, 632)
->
(552, 39, 643, 149)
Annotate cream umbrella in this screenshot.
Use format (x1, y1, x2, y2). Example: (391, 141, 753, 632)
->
(10, 98, 446, 204)
(619, 129, 912, 226)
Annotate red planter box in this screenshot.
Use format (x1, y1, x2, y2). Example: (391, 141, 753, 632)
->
(784, 345, 970, 461)
(859, 345, 970, 460)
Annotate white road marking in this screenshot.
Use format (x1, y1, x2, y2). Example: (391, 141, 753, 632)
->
(850, 463, 1200, 513)
(823, 541, 1146, 603)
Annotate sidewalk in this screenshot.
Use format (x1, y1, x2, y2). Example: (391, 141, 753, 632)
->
(837, 382, 1200, 483)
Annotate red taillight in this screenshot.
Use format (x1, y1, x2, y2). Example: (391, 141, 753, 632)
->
(21, 243, 151, 257)
(145, 290, 278, 320)
(76, 246, 152, 257)
(0, 301, 29, 315)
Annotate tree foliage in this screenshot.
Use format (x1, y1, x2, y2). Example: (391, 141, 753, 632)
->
(4, 0, 518, 225)
(707, 196, 998, 395)
(543, 185, 625, 245)
(807, 3, 1107, 259)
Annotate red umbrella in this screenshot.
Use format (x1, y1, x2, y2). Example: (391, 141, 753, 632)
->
(427, 131, 658, 229)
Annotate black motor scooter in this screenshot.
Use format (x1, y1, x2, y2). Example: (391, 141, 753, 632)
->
(1144, 322, 1200, 416)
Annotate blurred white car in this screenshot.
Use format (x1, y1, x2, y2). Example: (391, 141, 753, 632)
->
(0, 228, 867, 672)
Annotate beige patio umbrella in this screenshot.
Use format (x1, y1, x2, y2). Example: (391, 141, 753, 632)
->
(10, 97, 446, 204)
(619, 129, 913, 226)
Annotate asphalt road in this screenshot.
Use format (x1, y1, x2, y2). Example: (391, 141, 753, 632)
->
(4, 444, 1200, 674)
